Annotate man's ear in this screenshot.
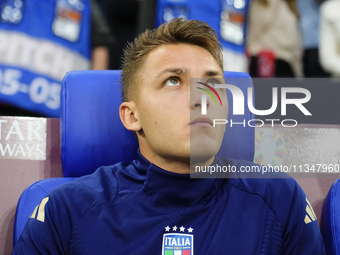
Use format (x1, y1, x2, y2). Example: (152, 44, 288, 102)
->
(119, 102, 141, 131)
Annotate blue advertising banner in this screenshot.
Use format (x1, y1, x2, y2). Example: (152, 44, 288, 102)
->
(0, 0, 91, 117)
(155, 0, 251, 54)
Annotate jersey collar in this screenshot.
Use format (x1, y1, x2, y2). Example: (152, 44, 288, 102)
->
(136, 150, 223, 209)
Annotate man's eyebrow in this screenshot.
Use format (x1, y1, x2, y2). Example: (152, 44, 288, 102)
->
(155, 68, 189, 78)
(155, 68, 224, 80)
(205, 70, 224, 77)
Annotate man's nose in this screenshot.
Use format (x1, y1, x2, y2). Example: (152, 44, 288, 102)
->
(191, 86, 210, 115)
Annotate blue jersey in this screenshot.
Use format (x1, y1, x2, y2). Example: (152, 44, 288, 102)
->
(13, 152, 326, 254)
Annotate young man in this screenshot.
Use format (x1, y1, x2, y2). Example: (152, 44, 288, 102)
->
(13, 18, 325, 254)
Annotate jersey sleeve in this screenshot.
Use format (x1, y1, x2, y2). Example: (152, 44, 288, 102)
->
(278, 178, 326, 255)
(12, 193, 72, 255)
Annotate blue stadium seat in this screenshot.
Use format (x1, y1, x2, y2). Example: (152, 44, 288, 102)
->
(13, 70, 255, 247)
(321, 179, 340, 255)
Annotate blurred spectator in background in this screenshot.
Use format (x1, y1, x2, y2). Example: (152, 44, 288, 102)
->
(297, 0, 329, 77)
(247, 0, 303, 78)
(0, 0, 114, 117)
(319, 0, 340, 77)
(96, 0, 140, 70)
(90, 0, 114, 70)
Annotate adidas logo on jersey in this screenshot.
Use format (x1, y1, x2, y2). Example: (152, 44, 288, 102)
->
(29, 197, 49, 222)
(304, 197, 317, 224)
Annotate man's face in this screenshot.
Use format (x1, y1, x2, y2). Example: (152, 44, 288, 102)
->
(132, 43, 228, 167)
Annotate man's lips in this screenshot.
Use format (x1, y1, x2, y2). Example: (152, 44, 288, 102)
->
(189, 117, 213, 126)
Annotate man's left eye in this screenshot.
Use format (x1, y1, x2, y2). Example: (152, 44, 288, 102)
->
(165, 78, 180, 86)
(206, 79, 219, 87)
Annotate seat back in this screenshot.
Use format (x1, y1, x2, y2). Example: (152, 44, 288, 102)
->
(218, 71, 254, 161)
(13, 70, 255, 246)
(321, 179, 340, 255)
(60, 70, 138, 177)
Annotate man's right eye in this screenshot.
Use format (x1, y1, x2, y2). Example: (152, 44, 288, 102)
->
(165, 77, 180, 86)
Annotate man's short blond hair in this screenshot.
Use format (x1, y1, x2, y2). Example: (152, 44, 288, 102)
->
(121, 18, 223, 102)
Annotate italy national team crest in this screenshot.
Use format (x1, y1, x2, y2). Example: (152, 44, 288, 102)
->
(162, 226, 194, 255)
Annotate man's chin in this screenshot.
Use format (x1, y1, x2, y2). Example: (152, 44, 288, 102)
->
(190, 132, 221, 149)
(189, 130, 224, 164)
(190, 144, 218, 164)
